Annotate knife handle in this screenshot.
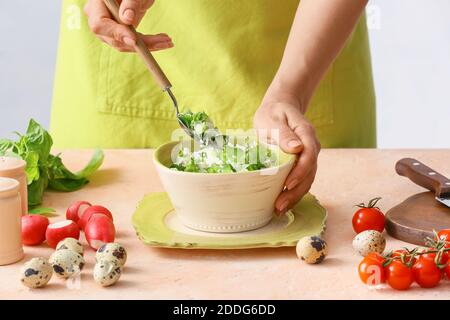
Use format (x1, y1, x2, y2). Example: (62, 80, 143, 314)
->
(103, 0, 172, 91)
(396, 158, 450, 197)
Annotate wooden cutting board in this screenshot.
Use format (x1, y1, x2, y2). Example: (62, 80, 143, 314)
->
(386, 158, 450, 245)
(386, 191, 450, 246)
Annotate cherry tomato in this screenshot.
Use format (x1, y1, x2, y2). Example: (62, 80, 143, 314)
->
(384, 261, 414, 290)
(366, 252, 385, 263)
(445, 264, 450, 280)
(352, 198, 385, 233)
(412, 257, 442, 288)
(420, 250, 449, 265)
(358, 253, 385, 286)
(437, 229, 450, 248)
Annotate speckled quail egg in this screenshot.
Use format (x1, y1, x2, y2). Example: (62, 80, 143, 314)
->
(96, 243, 127, 267)
(20, 257, 53, 289)
(49, 249, 85, 279)
(56, 237, 84, 256)
(352, 230, 386, 257)
(296, 236, 328, 264)
(93, 260, 122, 287)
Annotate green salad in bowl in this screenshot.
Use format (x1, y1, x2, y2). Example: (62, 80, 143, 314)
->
(152, 113, 295, 233)
(171, 111, 277, 173)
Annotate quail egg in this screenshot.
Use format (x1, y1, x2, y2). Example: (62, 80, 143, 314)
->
(20, 257, 53, 289)
(96, 243, 127, 267)
(352, 230, 386, 257)
(296, 236, 328, 264)
(93, 260, 122, 287)
(56, 237, 84, 256)
(49, 249, 85, 279)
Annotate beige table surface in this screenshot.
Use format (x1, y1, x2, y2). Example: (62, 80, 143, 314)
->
(1, 149, 450, 300)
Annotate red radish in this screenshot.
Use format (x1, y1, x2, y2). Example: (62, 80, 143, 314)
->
(45, 220, 80, 248)
(84, 214, 115, 250)
(78, 205, 113, 230)
(66, 201, 91, 223)
(21, 215, 49, 246)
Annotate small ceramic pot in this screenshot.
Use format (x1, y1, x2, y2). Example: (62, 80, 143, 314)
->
(0, 157, 28, 215)
(0, 177, 24, 265)
(153, 141, 295, 233)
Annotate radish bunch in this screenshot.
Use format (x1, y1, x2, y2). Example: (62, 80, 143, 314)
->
(67, 201, 116, 250)
(21, 201, 116, 250)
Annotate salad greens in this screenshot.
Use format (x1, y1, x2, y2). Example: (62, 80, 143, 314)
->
(171, 111, 276, 173)
(177, 111, 225, 147)
(0, 119, 104, 207)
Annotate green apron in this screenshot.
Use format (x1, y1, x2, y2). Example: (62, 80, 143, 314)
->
(51, 0, 376, 148)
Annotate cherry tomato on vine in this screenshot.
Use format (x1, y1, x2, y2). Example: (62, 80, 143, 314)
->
(437, 229, 450, 248)
(358, 253, 385, 286)
(412, 257, 442, 288)
(391, 250, 417, 264)
(391, 250, 408, 257)
(420, 250, 449, 265)
(445, 264, 450, 280)
(384, 260, 414, 290)
(352, 197, 385, 233)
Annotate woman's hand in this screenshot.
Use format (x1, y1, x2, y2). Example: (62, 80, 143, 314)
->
(253, 0, 367, 215)
(253, 95, 321, 215)
(84, 0, 173, 52)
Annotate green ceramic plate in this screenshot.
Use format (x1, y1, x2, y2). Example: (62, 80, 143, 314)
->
(132, 192, 327, 249)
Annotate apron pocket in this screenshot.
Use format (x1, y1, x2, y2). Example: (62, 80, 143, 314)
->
(97, 46, 177, 120)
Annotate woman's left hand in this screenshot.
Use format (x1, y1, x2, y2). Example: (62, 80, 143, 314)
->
(253, 96, 321, 215)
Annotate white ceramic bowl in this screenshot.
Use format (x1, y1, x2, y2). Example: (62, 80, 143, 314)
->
(153, 141, 295, 233)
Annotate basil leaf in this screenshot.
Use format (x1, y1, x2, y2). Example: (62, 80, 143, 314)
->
(75, 149, 104, 178)
(28, 207, 57, 216)
(27, 175, 49, 207)
(2, 119, 103, 207)
(0, 139, 14, 154)
(47, 150, 103, 191)
(47, 154, 79, 180)
(24, 151, 40, 184)
(48, 178, 88, 192)
(24, 119, 53, 163)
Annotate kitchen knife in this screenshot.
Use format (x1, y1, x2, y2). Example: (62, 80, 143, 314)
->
(396, 158, 450, 207)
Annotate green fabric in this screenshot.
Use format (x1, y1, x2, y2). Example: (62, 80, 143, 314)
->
(51, 0, 376, 149)
(132, 192, 327, 249)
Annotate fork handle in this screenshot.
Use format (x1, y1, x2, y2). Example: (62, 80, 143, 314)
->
(103, 0, 172, 90)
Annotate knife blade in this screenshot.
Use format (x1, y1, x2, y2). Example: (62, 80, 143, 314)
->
(436, 196, 450, 207)
(396, 158, 450, 208)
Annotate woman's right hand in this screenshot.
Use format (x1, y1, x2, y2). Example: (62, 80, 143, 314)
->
(84, 0, 173, 52)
